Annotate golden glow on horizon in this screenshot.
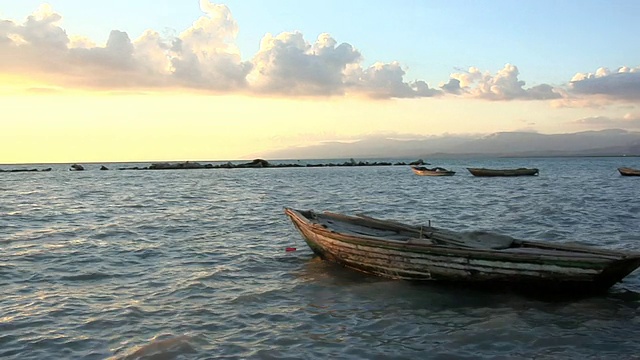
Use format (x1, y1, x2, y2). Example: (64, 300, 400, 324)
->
(0, 74, 48, 95)
(0, 87, 610, 164)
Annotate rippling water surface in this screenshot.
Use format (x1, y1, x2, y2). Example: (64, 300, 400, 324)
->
(1, 157, 640, 359)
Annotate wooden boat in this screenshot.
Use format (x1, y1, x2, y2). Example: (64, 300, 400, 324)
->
(467, 167, 539, 177)
(411, 166, 455, 176)
(618, 167, 640, 176)
(284, 208, 640, 293)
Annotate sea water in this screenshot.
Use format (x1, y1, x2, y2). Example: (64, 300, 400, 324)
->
(1, 157, 639, 359)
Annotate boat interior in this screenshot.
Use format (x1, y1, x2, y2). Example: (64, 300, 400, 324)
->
(296, 209, 630, 259)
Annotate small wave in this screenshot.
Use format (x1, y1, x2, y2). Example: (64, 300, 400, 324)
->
(132, 248, 161, 259)
(60, 272, 114, 281)
(87, 224, 141, 240)
(109, 334, 197, 360)
(0, 263, 15, 273)
(125, 204, 148, 209)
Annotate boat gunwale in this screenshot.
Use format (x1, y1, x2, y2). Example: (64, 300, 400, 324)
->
(284, 208, 640, 264)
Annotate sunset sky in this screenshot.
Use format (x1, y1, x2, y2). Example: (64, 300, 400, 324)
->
(1, 0, 639, 164)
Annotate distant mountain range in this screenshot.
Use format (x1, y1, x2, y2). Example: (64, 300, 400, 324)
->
(256, 129, 640, 159)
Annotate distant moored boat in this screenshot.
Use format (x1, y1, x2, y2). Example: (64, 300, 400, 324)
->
(618, 167, 640, 176)
(411, 166, 455, 176)
(467, 167, 539, 177)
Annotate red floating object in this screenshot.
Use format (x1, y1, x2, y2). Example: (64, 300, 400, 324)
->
(285, 247, 297, 252)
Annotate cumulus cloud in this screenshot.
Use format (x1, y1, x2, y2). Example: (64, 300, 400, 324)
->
(247, 32, 440, 98)
(441, 64, 561, 101)
(247, 31, 361, 96)
(11, 2, 640, 107)
(0, 5, 68, 73)
(569, 66, 640, 101)
(0, 2, 442, 99)
(440, 78, 462, 95)
(0, 2, 250, 91)
(344, 61, 441, 98)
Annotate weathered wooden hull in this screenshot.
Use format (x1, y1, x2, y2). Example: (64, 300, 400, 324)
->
(618, 167, 640, 176)
(284, 208, 640, 293)
(467, 167, 539, 177)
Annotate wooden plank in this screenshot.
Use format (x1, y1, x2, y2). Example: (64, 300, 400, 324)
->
(305, 223, 617, 264)
(316, 233, 605, 275)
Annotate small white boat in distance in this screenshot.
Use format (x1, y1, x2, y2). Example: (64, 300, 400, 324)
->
(411, 166, 455, 176)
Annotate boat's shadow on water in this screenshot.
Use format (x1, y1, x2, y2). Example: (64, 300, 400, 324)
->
(408, 279, 640, 304)
(295, 255, 640, 306)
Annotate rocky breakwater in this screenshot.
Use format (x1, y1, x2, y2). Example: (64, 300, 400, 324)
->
(0, 167, 52, 173)
(1, 159, 425, 174)
(117, 159, 417, 170)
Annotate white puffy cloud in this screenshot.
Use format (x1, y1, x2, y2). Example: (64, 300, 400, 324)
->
(247, 32, 440, 98)
(0, 3, 443, 99)
(344, 61, 441, 98)
(0, 2, 250, 91)
(247, 31, 361, 96)
(171, 0, 250, 89)
(442, 64, 561, 100)
(21, 4, 68, 49)
(3, 3, 583, 101)
(569, 66, 640, 101)
(0, 5, 70, 76)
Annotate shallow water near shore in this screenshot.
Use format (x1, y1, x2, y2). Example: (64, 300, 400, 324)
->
(1, 157, 640, 359)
